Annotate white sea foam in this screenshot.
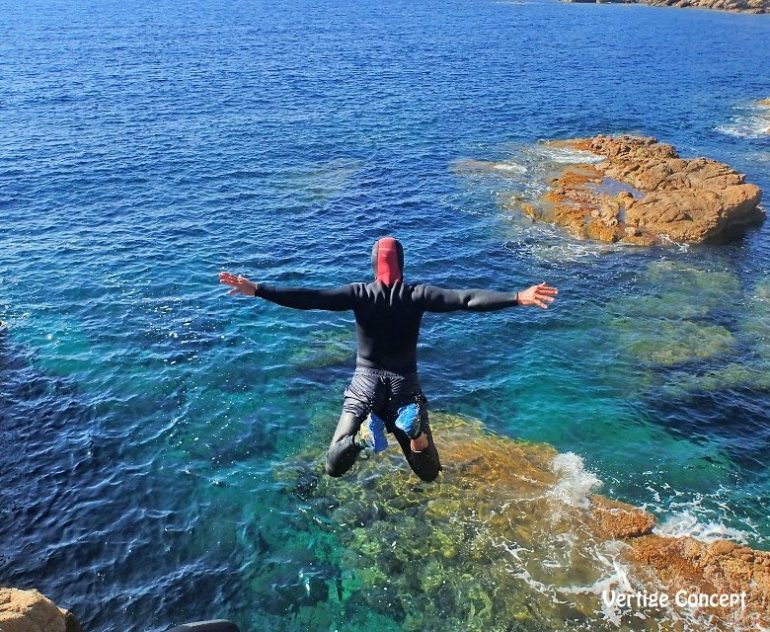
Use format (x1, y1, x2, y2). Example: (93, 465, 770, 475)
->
(716, 122, 770, 139)
(645, 484, 765, 547)
(517, 234, 631, 263)
(532, 145, 605, 165)
(656, 234, 690, 252)
(655, 511, 751, 544)
(562, 551, 636, 626)
(552, 538, 675, 629)
(492, 161, 528, 174)
(716, 101, 770, 139)
(548, 452, 602, 508)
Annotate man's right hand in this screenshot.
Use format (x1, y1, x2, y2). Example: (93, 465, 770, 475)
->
(219, 271, 258, 297)
(517, 282, 558, 309)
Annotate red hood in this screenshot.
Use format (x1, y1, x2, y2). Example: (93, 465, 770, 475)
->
(371, 237, 403, 286)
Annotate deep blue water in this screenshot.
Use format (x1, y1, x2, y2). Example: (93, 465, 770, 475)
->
(1, 0, 770, 630)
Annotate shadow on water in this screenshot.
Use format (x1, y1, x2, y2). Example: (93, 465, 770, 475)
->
(646, 384, 770, 476)
(0, 334, 246, 632)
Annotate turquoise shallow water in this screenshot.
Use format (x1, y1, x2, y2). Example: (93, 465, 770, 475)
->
(1, 0, 770, 630)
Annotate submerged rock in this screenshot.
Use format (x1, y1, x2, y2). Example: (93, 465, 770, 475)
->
(0, 588, 81, 632)
(614, 318, 734, 366)
(742, 275, 770, 362)
(644, 272, 770, 397)
(508, 136, 764, 246)
(758, 97, 770, 134)
(289, 329, 354, 369)
(662, 362, 770, 398)
(610, 261, 740, 367)
(278, 413, 770, 630)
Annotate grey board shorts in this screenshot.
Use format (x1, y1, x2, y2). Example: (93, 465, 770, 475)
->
(341, 367, 427, 431)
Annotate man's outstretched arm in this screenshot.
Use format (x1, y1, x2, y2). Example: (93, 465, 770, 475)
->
(219, 272, 357, 311)
(418, 282, 557, 312)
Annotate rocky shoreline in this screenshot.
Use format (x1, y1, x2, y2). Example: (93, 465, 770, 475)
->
(563, 0, 769, 14)
(508, 135, 765, 246)
(595, 499, 770, 627)
(280, 414, 770, 630)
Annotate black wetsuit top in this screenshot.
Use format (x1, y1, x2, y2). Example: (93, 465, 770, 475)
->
(255, 281, 519, 374)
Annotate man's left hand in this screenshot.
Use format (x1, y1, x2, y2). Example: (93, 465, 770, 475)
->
(219, 271, 257, 296)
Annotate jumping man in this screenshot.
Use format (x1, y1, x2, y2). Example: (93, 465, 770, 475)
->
(219, 237, 557, 482)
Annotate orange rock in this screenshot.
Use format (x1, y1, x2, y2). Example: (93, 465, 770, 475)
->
(0, 588, 81, 632)
(585, 219, 622, 242)
(590, 495, 655, 538)
(627, 0, 770, 14)
(554, 165, 602, 188)
(626, 535, 770, 626)
(519, 202, 538, 220)
(510, 135, 765, 246)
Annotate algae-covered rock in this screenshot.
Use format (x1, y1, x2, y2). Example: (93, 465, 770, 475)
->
(271, 413, 770, 630)
(741, 276, 770, 362)
(614, 319, 734, 366)
(613, 260, 741, 320)
(662, 362, 770, 399)
(279, 415, 592, 630)
(754, 276, 770, 300)
(645, 261, 742, 306)
(280, 158, 363, 205)
(611, 261, 739, 367)
(657, 274, 770, 398)
(289, 329, 354, 369)
(617, 267, 770, 397)
(277, 414, 741, 629)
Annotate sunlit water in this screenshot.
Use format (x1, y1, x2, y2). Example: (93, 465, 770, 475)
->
(1, 0, 769, 630)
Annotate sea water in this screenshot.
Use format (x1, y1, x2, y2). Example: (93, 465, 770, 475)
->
(1, 0, 770, 630)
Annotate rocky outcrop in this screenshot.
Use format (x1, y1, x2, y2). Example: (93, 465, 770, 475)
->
(515, 135, 764, 246)
(0, 588, 82, 632)
(564, 0, 768, 14)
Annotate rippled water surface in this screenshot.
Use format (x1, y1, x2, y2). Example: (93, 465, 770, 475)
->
(2, 0, 770, 630)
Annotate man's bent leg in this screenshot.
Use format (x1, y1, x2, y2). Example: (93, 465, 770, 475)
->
(326, 369, 383, 477)
(393, 412, 441, 482)
(325, 411, 365, 477)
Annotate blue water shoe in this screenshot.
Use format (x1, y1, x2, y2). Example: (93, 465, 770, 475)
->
(358, 413, 388, 453)
(395, 402, 422, 439)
